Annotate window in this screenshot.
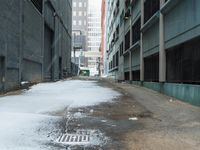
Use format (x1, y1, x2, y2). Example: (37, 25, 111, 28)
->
(84, 11, 87, 16)
(132, 18, 141, 45)
(125, 31, 130, 51)
(116, 51, 119, 67)
(73, 20, 77, 25)
(79, 11, 82, 16)
(113, 55, 115, 68)
(84, 2, 87, 7)
(31, 0, 43, 13)
(124, 72, 130, 80)
(73, 11, 76, 16)
(115, 25, 119, 41)
(132, 70, 140, 81)
(166, 37, 200, 84)
(120, 42, 124, 56)
(144, 0, 160, 23)
(73, 2, 76, 7)
(78, 20, 82, 25)
(79, 2, 82, 7)
(125, 0, 130, 8)
(144, 53, 159, 82)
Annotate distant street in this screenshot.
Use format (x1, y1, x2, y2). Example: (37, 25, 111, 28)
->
(0, 78, 200, 150)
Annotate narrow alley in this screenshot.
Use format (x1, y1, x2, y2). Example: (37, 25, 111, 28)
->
(1, 0, 200, 150)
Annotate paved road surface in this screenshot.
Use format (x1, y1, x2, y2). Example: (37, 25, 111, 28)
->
(53, 78, 200, 150)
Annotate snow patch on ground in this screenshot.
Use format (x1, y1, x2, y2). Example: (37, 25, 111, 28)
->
(0, 80, 120, 150)
(0, 112, 60, 150)
(0, 80, 120, 113)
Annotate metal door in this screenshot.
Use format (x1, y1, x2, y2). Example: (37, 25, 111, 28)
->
(0, 57, 5, 92)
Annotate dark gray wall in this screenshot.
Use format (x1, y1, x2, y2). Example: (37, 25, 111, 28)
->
(45, 0, 72, 80)
(0, 0, 72, 92)
(0, 0, 21, 91)
(22, 0, 44, 82)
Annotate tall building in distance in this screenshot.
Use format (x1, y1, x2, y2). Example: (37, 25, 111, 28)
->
(87, 0, 101, 52)
(101, 0, 106, 75)
(87, 0, 102, 76)
(72, 0, 102, 76)
(72, 0, 88, 67)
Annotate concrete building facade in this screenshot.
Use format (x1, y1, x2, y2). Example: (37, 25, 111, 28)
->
(101, 0, 106, 75)
(105, 0, 200, 106)
(72, 0, 88, 65)
(0, 0, 72, 92)
(87, 0, 102, 76)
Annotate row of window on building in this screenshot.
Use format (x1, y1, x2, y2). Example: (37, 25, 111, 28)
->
(88, 33, 101, 37)
(73, 20, 87, 26)
(88, 42, 101, 47)
(109, 52, 119, 71)
(73, 2, 87, 8)
(73, 11, 87, 17)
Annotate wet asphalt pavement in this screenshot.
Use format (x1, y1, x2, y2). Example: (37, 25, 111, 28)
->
(48, 78, 200, 150)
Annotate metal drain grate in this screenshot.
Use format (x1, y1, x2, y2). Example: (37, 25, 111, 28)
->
(57, 134, 90, 145)
(76, 130, 91, 135)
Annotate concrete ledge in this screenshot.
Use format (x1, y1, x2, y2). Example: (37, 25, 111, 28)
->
(131, 65, 140, 71)
(124, 67, 130, 72)
(109, 67, 119, 73)
(130, 41, 140, 52)
(160, 0, 181, 15)
(143, 82, 162, 93)
(132, 81, 142, 86)
(164, 83, 200, 106)
(141, 12, 159, 33)
(165, 24, 200, 50)
(123, 50, 129, 56)
(143, 46, 159, 58)
(131, 81, 200, 107)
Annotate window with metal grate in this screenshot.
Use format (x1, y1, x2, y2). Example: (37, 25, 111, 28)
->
(132, 70, 140, 81)
(132, 18, 141, 45)
(144, 53, 159, 82)
(125, 31, 130, 51)
(124, 72, 130, 81)
(120, 42, 124, 56)
(166, 36, 200, 84)
(144, 0, 160, 23)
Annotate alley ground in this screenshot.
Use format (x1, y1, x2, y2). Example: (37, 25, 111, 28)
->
(0, 78, 200, 150)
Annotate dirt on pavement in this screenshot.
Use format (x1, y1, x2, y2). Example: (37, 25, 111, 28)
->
(52, 78, 200, 150)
